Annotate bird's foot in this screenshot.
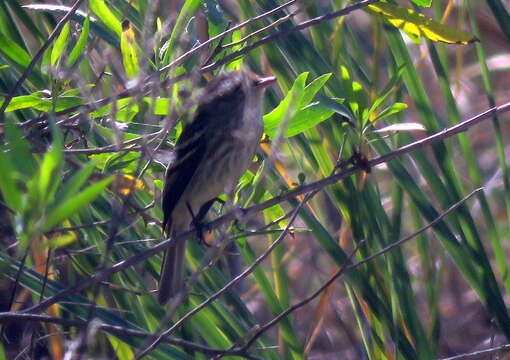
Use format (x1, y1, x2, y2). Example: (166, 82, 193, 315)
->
(349, 152, 371, 173)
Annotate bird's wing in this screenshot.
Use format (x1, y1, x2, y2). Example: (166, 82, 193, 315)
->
(162, 116, 208, 233)
(162, 77, 246, 233)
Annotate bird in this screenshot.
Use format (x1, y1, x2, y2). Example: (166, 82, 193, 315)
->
(159, 69, 276, 305)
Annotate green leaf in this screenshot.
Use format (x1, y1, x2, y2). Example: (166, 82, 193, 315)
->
(44, 232, 77, 249)
(299, 73, 332, 107)
(0, 342, 6, 360)
(411, 0, 432, 6)
(42, 177, 113, 232)
(373, 102, 408, 123)
(366, 65, 405, 121)
(89, 0, 122, 36)
(161, 0, 202, 65)
(37, 142, 63, 206)
(4, 119, 35, 177)
(67, 15, 90, 67)
(0, 150, 22, 212)
(0, 31, 31, 67)
(0, 94, 48, 112)
(106, 334, 134, 360)
(51, 22, 70, 66)
(339, 65, 367, 121)
(264, 73, 336, 139)
(1, 92, 84, 113)
(263, 72, 308, 138)
(55, 161, 98, 205)
(283, 101, 336, 138)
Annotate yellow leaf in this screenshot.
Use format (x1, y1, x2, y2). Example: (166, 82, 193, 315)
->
(112, 174, 144, 196)
(120, 20, 139, 78)
(368, 3, 477, 45)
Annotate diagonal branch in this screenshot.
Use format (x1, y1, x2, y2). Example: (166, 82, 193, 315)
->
(0, 312, 260, 357)
(16, 99, 510, 315)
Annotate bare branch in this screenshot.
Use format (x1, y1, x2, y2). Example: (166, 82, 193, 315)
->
(437, 343, 510, 360)
(0, 312, 262, 357)
(16, 100, 510, 316)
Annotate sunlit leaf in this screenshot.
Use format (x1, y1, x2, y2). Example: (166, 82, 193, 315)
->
(375, 122, 426, 133)
(38, 142, 63, 206)
(89, 0, 122, 36)
(282, 101, 337, 138)
(111, 174, 144, 196)
(42, 232, 78, 249)
(300, 73, 332, 107)
(0, 92, 84, 112)
(372, 102, 408, 123)
(106, 334, 134, 360)
(368, 3, 477, 44)
(263, 73, 308, 137)
(120, 20, 139, 78)
(51, 22, 70, 67)
(0, 31, 31, 67)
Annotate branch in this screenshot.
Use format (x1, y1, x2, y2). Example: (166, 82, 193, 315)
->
(438, 343, 510, 360)
(0, 313, 260, 357)
(17, 100, 510, 315)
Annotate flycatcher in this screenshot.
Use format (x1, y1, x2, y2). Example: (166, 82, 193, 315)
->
(159, 69, 276, 304)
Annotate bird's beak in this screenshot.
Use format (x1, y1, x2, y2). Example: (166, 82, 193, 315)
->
(255, 75, 277, 88)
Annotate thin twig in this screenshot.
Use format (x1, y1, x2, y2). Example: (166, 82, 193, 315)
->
(159, 0, 297, 73)
(221, 9, 300, 49)
(199, 0, 380, 74)
(63, 145, 142, 155)
(437, 343, 510, 360)
(15, 0, 297, 128)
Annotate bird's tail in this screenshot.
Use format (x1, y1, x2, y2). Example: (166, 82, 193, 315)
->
(158, 227, 186, 305)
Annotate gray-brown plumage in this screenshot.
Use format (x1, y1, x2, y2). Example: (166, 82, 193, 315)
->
(159, 69, 275, 305)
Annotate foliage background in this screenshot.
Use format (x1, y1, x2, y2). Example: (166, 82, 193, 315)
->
(1, 0, 510, 359)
